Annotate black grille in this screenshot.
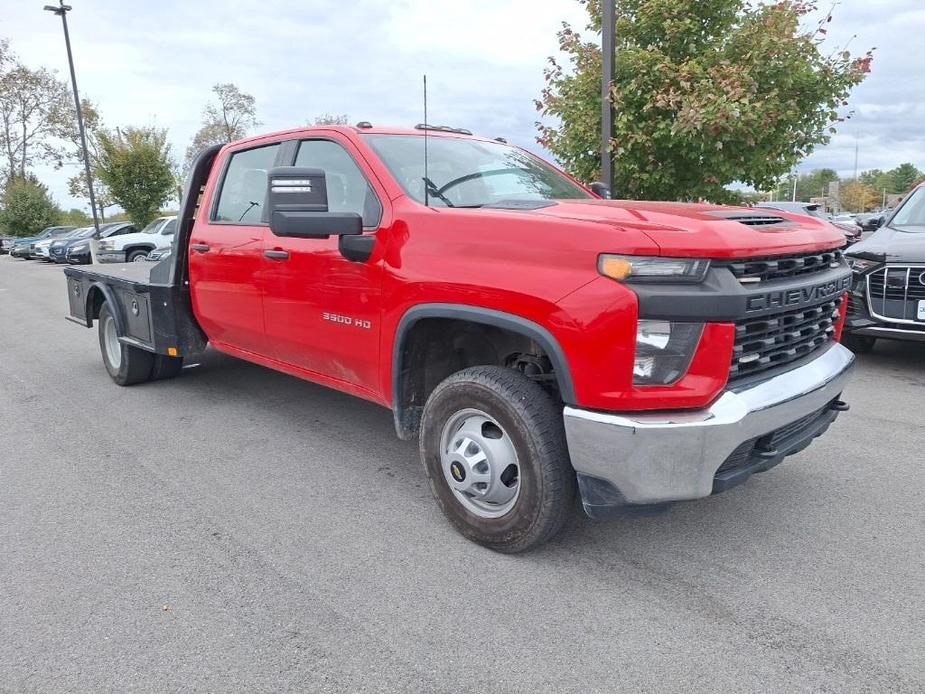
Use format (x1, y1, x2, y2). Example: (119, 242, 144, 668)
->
(725, 249, 844, 283)
(730, 297, 842, 381)
(867, 267, 925, 321)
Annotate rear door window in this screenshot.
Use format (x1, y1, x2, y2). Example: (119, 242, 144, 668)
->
(213, 143, 281, 224)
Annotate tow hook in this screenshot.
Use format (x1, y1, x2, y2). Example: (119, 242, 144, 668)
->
(830, 400, 850, 412)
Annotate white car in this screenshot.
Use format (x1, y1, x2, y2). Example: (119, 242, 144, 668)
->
(96, 216, 177, 263)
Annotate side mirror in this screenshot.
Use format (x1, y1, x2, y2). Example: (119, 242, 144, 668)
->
(875, 215, 885, 229)
(589, 181, 612, 199)
(267, 166, 362, 239)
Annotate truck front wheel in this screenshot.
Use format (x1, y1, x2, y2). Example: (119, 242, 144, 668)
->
(419, 366, 576, 553)
(98, 303, 154, 386)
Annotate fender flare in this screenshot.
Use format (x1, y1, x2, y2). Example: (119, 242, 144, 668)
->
(84, 281, 126, 335)
(391, 303, 577, 437)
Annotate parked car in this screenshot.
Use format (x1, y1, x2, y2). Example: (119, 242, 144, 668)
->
(755, 201, 862, 245)
(0, 235, 15, 255)
(64, 222, 138, 265)
(61, 124, 854, 552)
(52, 222, 139, 264)
(856, 210, 892, 232)
(10, 226, 75, 258)
(96, 216, 176, 263)
(843, 185, 925, 352)
(144, 246, 173, 262)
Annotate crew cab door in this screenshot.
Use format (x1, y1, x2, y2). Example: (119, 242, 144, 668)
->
(188, 141, 282, 355)
(261, 137, 386, 394)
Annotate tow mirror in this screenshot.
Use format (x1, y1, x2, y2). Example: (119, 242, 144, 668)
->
(266, 166, 362, 239)
(589, 181, 612, 199)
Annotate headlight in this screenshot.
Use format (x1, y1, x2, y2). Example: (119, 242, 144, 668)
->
(633, 320, 704, 386)
(599, 255, 710, 283)
(70, 242, 89, 252)
(97, 241, 112, 251)
(847, 257, 880, 274)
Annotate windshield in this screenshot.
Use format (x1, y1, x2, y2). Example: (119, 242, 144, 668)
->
(139, 218, 165, 234)
(363, 134, 591, 208)
(889, 187, 925, 230)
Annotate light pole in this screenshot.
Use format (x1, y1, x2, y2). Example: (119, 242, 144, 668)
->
(601, 0, 616, 196)
(44, 1, 100, 247)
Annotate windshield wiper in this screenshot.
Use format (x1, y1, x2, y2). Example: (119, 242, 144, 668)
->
(423, 177, 455, 207)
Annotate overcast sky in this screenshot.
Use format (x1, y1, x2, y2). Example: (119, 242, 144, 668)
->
(2, 0, 922, 209)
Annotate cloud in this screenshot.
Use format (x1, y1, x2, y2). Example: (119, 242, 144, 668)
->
(1, 0, 921, 209)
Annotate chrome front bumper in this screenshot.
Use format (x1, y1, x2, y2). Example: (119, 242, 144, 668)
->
(563, 344, 855, 514)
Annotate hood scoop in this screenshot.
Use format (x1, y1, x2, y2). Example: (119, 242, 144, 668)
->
(707, 211, 792, 227)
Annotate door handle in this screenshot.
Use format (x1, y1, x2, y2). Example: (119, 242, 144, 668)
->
(264, 249, 290, 260)
(190, 243, 210, 253)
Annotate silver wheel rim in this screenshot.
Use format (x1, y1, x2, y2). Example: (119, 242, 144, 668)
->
(439, 408, 520, 518)
(103, 315, 122, 369)
(132, 253, 147, 262)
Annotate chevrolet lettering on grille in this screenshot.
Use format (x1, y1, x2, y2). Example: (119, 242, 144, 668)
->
(746, 275, 850, 313)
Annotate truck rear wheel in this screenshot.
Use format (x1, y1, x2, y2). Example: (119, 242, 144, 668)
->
(98, 303, 154, 386)
(419, 366, 576, 553)
(149, 354, 184, 381)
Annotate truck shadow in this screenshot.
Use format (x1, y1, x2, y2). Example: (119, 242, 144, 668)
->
(164, 346, 900, 566)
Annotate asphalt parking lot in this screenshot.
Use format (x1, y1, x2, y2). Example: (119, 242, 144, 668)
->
(1, 256, 923, 693)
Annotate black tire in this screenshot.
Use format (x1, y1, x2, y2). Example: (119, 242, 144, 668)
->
(127, 249, 149, 262)
(419, 366, 576, 553)
(149, 354, 184, 381)
(98, 302, 154, 386)
(842, 333, 876, 354)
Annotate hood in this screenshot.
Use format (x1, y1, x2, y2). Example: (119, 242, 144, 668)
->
(524, 200, 845, 258)
(846, 225, 925, 263)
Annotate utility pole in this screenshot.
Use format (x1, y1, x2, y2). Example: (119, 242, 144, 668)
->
(853, 136, 859, 181)
(601, 0, 616, 196)
(44, 1, 100, 244)
(792, 173, 797, 202)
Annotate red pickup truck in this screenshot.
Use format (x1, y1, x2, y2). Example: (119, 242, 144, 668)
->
(63, 124, 854, 552)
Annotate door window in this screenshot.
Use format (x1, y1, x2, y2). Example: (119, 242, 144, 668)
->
(295, 140, 382, 228)
(213, 143, 281, 224)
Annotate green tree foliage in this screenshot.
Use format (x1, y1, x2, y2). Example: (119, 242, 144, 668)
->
(887, 163, 922, 194)
(0, 39, 72, 180)
(860, 163, 923, 195)
(793, 168, 839, 201)
(96, 127, 175, 228)
(184, 83, 260, 169)
(59, 208, 92, 227)
(0, 174, 61, 235)
(536, 0, 872, 201)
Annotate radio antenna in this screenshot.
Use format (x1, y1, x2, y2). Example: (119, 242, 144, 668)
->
(423, 74, 429, 207)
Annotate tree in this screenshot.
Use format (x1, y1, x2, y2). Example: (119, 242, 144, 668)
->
(859, 168, 892, 193)
(310, 113, 349, 126)
(96, 127, 175, 228)
(536, 0, 872, 201)
(0, 40, 72, 180)
(59, 207, 92, 227)
(794, 168, 839, 202)
(839, 180, 879, 213)
(0, 174, 61, 235)
(887, 163, 922, 194)
(184, 83, 259, 169)
(59, 99, 117, 220)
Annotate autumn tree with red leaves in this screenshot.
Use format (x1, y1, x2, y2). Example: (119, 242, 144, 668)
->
(536, 0, 873, 202)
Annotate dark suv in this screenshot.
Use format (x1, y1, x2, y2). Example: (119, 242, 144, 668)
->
(844, 184, 925, 351)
